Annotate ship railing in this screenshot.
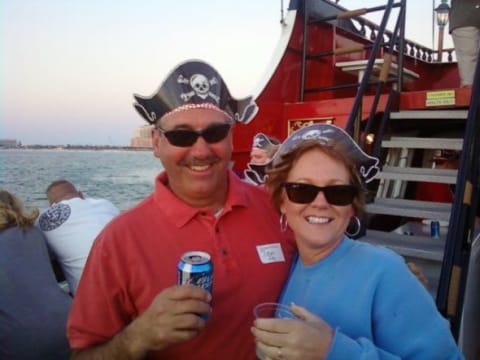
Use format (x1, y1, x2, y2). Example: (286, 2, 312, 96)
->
(311, 0, 456, 64)
(348, 10, 456, 64)
(353, 13, 455, 63)
(350, 15, 455, 63)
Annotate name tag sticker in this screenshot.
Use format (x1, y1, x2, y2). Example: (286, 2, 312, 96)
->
(256, 243, 285, 264)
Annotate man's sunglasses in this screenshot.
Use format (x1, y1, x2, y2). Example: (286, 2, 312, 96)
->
(157, 123, 231, 147)
(283, 182, 358, 206)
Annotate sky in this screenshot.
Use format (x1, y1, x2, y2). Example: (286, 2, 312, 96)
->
(1, 0, 454, 146)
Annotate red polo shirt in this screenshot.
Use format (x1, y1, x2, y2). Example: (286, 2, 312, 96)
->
(67, 170, 295, 359)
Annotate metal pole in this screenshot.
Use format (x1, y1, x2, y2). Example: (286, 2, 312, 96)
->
(438, 26, 445, 62)
(300, 0, 308, 102)
(432, 0, 436, 50)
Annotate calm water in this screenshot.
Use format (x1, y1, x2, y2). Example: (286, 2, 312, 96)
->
(1, 149, 164, 211)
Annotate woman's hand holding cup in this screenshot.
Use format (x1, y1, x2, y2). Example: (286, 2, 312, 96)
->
(252, 303, 333, 360)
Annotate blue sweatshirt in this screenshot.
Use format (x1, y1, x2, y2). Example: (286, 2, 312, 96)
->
(280, 237, 463, 359)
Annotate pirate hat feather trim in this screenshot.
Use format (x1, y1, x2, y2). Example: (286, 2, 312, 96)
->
(133, 59, 258, 125)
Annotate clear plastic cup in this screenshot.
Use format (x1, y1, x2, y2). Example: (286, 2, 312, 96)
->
(253, 302, 297, 319)
(253, 302, 297, 359)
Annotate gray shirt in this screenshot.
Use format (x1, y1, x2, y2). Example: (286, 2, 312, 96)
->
(449, 0, 480, 32)
(0, 226, 71, 359)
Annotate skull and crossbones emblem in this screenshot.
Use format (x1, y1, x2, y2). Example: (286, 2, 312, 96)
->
(253, 137, 266, 148)
(297, 129, 332, 145)
(177, 73, 220, 103)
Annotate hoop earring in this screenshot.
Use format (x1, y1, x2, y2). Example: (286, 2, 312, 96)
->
(280, 213, 288, 232)
(345, 216, 361, 238)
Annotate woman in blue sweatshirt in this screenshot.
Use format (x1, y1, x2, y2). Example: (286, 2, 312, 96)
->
(252, 124, 462, 360)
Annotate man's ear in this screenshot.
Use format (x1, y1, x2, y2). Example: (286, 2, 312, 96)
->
(152, 128, 162, 158)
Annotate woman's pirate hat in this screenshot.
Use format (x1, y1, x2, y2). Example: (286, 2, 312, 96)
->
(272, 124, 380, 183)
(133, 59, 258, 125)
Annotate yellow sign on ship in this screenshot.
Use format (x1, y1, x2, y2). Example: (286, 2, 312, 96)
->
(425, 90, 455, 107)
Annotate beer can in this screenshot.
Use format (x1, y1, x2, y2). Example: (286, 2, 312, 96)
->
(430, 220, 440, 238)
(177, 251, 213, 294)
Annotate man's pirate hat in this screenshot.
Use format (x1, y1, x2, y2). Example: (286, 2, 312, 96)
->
(272, 124, 379, 183)
(133, 59, 258, 125)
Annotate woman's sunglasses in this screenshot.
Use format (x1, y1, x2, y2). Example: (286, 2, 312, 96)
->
(157, 123, 231, 147)
(283, 182, 358, 206)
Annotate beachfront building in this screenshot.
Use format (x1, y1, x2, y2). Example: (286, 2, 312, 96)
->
(130, 125, 153, 148)
(0, 139, 20, 148)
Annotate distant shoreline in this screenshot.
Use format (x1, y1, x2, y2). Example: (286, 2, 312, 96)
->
(0, 145, 152, 151)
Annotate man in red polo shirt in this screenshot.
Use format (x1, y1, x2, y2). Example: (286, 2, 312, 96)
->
(67, 60, 296, 359)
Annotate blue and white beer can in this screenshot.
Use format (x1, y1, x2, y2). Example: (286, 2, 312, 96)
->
(177, 251, 213, 294)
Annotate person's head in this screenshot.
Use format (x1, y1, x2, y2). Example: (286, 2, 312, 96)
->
(133, 60, 258, 210)
(46, 180, 83, 205)
(249, 133, 280, 165)
(0, 189, 39, 230)
(265, 124, 379, 263)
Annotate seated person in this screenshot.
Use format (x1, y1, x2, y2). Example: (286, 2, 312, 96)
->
(37, 180, 120, 294)
(0, 189, 71, 359)
(244, 133, 280, 185)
